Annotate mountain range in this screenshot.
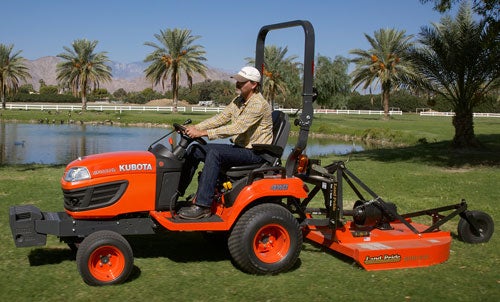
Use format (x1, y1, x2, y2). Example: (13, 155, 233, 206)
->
(23, 56, 233, 93)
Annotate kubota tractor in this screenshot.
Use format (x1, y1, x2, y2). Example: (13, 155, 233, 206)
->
(9, 20, 494, 286)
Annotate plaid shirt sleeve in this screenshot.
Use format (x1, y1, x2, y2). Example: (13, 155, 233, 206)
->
(195, 93, 273, 148)
(195, 99, 236, 132)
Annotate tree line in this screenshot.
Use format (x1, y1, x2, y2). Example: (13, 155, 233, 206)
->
(1, 0, 498, 148)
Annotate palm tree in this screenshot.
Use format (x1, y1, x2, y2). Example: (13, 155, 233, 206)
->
(420, 0, 499, 24)
(56, 39, 112, 111)
(409, 2, 500, 148)
(247, 45, 300, 109)
(349, 29, 417, 119)
(0, 44, 31, 109)
(144, 28, 207, 112)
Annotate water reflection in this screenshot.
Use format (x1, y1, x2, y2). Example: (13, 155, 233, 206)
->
(0, 123, 365, 165)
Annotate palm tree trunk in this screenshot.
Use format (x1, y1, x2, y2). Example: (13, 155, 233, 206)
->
(81, 95, 87, 111)
(81, 82, 87, 111)
(1, 84, 5, 109)
(270, 85, 276, 109)
(452, 110, 480, 148)
(382, 88, 390, 120)
(172, 73, 179, 113)
(172, 87, 178, 113)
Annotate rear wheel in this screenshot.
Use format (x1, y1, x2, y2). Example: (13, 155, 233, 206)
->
(228, 203, 302, 275)
(76, 230, 133, 286)
(458, 210, 494, 243)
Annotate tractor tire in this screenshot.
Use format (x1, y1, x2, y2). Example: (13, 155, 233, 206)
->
(76, 230, 134, 286)
(458, 210, 494, 243)
(228, 203, 302, 275)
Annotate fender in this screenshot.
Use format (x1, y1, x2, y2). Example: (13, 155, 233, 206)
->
(222, 177, 308, 226)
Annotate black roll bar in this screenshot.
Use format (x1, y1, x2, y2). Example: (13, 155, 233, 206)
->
(255, 20, 315, 177)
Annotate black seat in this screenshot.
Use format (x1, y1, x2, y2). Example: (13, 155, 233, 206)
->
(225, 110, 290, 178)
(253, 110, 291, 165)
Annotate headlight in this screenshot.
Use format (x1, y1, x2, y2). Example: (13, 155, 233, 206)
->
(64, 167, 91, 182)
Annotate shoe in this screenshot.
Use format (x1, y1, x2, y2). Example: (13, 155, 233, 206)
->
(178, 204, 211, 220)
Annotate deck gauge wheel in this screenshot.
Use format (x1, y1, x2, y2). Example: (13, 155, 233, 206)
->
(458, 210, 494, 243)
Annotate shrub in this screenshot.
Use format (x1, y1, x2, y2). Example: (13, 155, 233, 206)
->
(39, 85, 59, 95)
(8, 93, 80, 103)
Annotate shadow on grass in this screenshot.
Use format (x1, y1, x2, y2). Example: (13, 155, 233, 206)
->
(353, 134, 500, 167)
(26, 231, 305, 273)
(128, 231, 305, 272)
(29, 247, 74, 266)
(302, 242, 362, 269)
(27, 231, 231, 268)
(127, 231, 231, 263)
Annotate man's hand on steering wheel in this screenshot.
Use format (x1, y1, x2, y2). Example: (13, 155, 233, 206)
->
(184, 125, 206, 139)
(173, 123, 207, 145)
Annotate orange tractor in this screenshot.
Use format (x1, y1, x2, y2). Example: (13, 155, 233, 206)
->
(9, 20, 493, 286)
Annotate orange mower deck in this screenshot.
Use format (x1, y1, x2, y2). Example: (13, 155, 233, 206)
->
(292, 160, 484, 271)
(304, 220, 451, 270)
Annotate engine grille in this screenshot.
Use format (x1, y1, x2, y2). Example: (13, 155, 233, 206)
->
(63, 181, 128, 211)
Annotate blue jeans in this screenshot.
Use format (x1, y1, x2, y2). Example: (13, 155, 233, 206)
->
(178, 143, 265, 207)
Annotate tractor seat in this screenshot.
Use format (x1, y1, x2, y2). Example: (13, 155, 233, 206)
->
(225, 110, 290, 178)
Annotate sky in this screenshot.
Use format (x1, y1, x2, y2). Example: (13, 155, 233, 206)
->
(0, 0, 460, 73)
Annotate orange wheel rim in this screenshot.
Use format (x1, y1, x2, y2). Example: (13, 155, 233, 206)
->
(88, 245, 126, 282)
(253, 224, 290, 263)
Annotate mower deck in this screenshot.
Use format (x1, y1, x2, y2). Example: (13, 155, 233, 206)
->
(304, 220, 451, 270)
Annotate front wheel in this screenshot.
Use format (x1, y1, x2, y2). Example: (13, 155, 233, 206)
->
(228, 203, 302, 275)
(458, 210, 494, 243)
(76, 230, 134, 286)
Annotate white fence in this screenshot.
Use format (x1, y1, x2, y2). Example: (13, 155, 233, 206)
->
(6, 103, 402, 115)
(191, 106, 225, 113)
(5, 103, 186, 112)
(192, 107, 299, 114)
(4, 103, 499, 117)
(314, 109, 403, 115)
(419, 111, 500, 118)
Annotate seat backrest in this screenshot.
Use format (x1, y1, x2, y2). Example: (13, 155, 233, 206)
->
(224, 110, 290, 180)
(271, 110, 290, 153)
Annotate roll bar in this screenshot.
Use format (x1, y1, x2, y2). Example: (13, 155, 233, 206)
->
(255, 20, 315, 176)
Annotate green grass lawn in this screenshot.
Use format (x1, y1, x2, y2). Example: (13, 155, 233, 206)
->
(0, 111, 499, 301)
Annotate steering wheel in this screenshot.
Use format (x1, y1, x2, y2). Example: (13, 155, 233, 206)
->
(173, 123, 207, 145)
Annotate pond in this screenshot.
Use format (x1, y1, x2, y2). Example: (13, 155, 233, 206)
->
(0, 123, 365, 165)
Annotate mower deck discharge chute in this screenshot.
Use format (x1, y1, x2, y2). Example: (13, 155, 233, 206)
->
(9, 20, 494, 285)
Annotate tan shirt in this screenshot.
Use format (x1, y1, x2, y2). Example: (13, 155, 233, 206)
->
(195, 92, 273, 148)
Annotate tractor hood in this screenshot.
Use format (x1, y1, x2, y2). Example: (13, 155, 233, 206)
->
(62, 151, 156, 184)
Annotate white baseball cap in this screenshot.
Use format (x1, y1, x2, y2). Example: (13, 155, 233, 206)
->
(231, 66, 261, 82)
